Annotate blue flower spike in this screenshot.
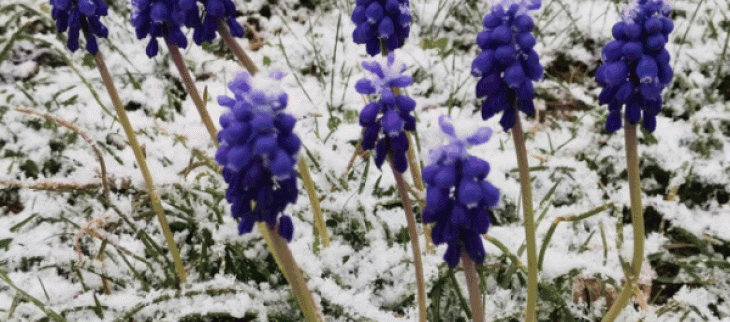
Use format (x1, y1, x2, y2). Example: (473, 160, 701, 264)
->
(472, 0, 543, 131)
(216, 71, 301, 242)
(176, 0, 245, 45)
(357, 53, 417, 173)
(131, 0, 190, 57)
(423, 115, 499, 268)
(596, 0, 673, 133)
(351, 0, 412, 55)
(50, 0, 110, 54)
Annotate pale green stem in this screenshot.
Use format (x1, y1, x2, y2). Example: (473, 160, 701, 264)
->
(462, 254, 485, 322)
(94, 52, 187, 284)
(258, 223, 323, 322)
(511, 113, 538, 322)
(391, 163, 427, 322)
(164, 39, 219, 147)
(218, 26, 330, 248)
(298, 159, 330, 247)
(601, 123, 644, 322)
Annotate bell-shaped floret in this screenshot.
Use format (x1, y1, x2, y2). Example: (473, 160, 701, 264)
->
(458, 180, 483, 207)
(434, 164, 457, 188)
(625, 96, 642, 123)
(480, 181, 499, 207)
(517, 32, 536, 49)
(450, 204, 469, 227)
(444, 242, 461, 268)
(621, 41, 643, 60)
(462, 155, 490, 180)
(464, 231, 486, 264)
(602, 40, 624, 62)
(495, 45, 516, 64)
(359, 102, 380, 126)
(646, 34, 666, 50)
(636, 55, 658, 82)
(515, 15, 535, 32)
(492, 25, 512, 45)
(504, 62, 526, 88)
(278, 215, 294, 241)
(471, 50, 495, 77)
(252, 133, 277, 155)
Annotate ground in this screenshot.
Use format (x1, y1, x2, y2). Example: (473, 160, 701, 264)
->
(0, 0, 729, 320)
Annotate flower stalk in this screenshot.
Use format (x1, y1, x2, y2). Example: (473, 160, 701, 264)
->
(258, 222, 324, 322)
(511, 112, 538, 322)
(601, 123, 644, 322)
(462, 254, 484, 322)
(389, 78, 433, 253)
(391, 162, 427, 322)
(164, 39, 219, 147)
(217, 22, 259, 75)
(94, 52, 187, 284)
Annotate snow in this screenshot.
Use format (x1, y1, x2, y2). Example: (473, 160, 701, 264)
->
(1, 0, 730, 320)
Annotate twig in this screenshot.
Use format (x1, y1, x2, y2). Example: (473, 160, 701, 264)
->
(0, 179, 101, 191)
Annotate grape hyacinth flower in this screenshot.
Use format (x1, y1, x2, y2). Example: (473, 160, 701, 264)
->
(50, 0, 110, 54)
(472, 0, 542, 131)
(351, 0, 412, 55)
(595, 0, 673, 133)
(422, 116, 498, 268)
(177, 0, 245, 45)
(356, 53, 417, 173)
(131, 0, 189, 57)
(215, 71, 301, 242)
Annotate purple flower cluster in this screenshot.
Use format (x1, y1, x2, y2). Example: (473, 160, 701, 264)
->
(422, 116, 499, 267)
(356, 53, 417, 173)
(178, 0, 245, 45)
(595, 0, 673, 133)
(351, 0, 412, 56)
(50, 0, 110, 54)
(215, 71, 301, 242)
(131, 0, 189, 57)
(472, 0, 543, 131)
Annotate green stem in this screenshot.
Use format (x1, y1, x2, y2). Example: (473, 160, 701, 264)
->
(298, 158, 330, 247)
(511, 113, 538, 322)
(391, 163, 427, 322)
(164, 39, 219, 147)
(601, 123, 644, 322)
(218, 27, 330, 248)
(94, 52, 187, 284)
(258, 223, 323, 322)
(462, 254, 485, 322)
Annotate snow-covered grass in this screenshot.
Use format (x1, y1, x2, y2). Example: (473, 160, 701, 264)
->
(0, 0, 729, 320)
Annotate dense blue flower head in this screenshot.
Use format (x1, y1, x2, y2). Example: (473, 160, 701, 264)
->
(351, 0, 412, 55)
(177, 0, 245, 45)
(356, 53, 416, 173)
(215, 71, 300, 242)
(131, 0, 189, 57)
(595, 0, 673, 133)
(50, 0, 110, 54)
(422, 116, 498, 268)
(472, 0, 542, 131)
